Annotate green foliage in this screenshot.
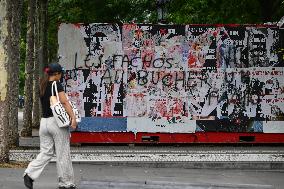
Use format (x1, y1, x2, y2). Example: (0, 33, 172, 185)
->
(19, 38, 26, 95)
(19, 0, 28, 95)
(167, 0, 284, 24)
(49, 0, 156, 23)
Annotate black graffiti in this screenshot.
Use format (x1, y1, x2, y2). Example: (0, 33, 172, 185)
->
(81, 53, 174, 70)
(66, 64, 219, 92)
(97, 69, 218, 90)
(83, 53, 103, 69)
(100, 69, 126, 85)
(136, 70, 186, 89)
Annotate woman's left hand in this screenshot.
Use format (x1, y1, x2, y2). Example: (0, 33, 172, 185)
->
(70, 117, 77, 130)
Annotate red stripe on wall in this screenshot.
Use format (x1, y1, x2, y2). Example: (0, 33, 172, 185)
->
(71, 132, 284, 144)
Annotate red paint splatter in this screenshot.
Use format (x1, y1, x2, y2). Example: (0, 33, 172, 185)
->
(73, 23, 81, 29)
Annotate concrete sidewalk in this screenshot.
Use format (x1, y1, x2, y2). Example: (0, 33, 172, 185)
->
(1, 163, 284, 189)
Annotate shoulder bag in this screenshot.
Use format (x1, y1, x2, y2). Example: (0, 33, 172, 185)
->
(50, 81, 81, 127)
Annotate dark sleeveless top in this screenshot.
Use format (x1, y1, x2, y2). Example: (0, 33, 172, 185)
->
(40, 81, 64, 118)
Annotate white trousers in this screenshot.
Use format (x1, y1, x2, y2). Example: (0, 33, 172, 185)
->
(24, 117, 75, 187)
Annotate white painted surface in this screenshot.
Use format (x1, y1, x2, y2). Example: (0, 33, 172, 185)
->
(127, 117, 196, 133)
(58, 24, 88, 70)
(263, 121, 284, 133)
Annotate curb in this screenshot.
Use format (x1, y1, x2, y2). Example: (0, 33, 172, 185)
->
(9, 149, 284, 169)
(79, 180, 274, 189)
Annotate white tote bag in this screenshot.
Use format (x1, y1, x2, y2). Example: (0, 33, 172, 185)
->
(50, 81, 81, 127)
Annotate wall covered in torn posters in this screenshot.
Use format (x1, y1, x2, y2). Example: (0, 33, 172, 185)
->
(58, 23, 284, 133)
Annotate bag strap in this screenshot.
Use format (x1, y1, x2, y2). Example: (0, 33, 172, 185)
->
(51, 81, 60, 102)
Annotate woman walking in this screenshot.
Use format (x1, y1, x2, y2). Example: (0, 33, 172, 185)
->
(23, 63, 77, 189)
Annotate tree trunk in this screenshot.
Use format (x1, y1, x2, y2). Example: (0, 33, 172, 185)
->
(7, 0, 23, 147)
(33, 0, 40, 129)
(21, 0, 36, 137)
(0, 0, 10, 163)
(39, 0, 48, 78)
